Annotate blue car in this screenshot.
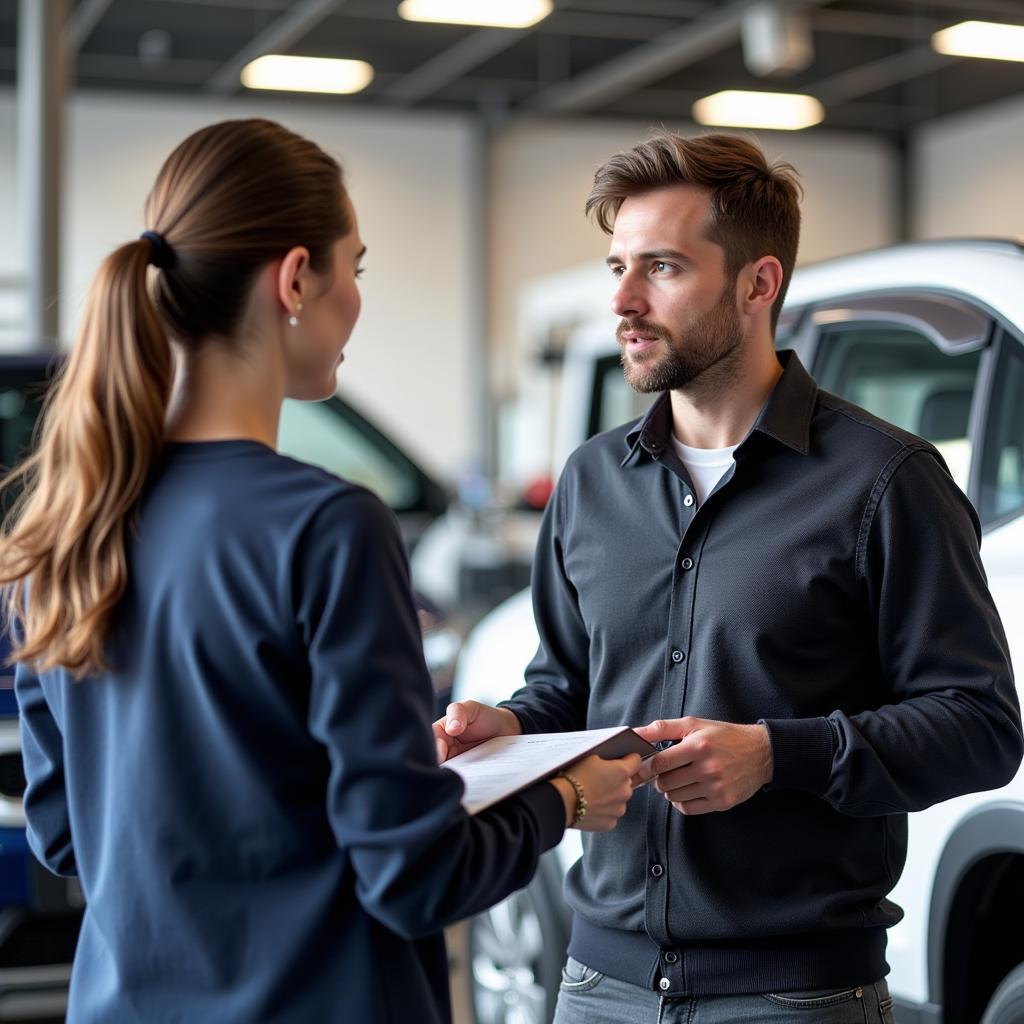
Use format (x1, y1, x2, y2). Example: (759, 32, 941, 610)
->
(0, 353, 455, 1021)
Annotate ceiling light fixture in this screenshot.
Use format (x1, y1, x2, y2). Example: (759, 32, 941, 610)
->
(240, 55, 374, 94)
(692, 90, 824, 130)
(931, 20, 1024, 62)
(397, 0, 553, 29)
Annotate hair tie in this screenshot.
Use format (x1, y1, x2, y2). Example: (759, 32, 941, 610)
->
(140, 230, 176, 270)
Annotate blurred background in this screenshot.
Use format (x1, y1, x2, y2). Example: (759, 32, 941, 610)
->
(2, 1, 1024, 1022)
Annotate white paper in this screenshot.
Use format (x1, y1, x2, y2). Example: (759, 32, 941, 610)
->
(442, 727, 642, 815)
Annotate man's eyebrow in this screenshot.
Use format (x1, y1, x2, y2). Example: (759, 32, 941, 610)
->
(605, 248, 690, 266)
(356, 245, 367, 260)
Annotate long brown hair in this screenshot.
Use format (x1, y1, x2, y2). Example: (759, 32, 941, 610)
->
(586, 132, 802, 330)
(0, 118, 350, 676)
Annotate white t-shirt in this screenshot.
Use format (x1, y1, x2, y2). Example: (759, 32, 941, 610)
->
(670, 435, 739, 506)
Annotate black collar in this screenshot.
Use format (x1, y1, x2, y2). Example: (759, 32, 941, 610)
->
(621, 349, 816, 467)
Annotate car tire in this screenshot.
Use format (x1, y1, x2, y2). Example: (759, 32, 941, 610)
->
(982, 963, 1024, 1024)
(464, 851, 569, 1024)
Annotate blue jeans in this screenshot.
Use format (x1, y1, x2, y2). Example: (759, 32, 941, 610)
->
(554, 957, 897, 1024)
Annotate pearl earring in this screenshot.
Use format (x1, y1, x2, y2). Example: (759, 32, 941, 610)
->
(289, 302, 303, 327)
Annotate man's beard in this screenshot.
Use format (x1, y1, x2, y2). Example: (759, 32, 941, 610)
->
(617, 284, 744, 395)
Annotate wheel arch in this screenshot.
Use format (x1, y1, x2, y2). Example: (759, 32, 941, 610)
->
(928, 801, 1024, 1022)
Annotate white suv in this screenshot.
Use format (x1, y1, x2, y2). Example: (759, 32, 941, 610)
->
(452, 240, 1024, 1024)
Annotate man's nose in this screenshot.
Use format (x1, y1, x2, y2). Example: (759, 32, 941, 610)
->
(611, 274, 648, 319)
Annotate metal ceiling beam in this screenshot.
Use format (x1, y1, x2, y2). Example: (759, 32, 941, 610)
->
(205, 0, 347, 94)
(571, 0, 711, 14)
(529, 0, 833, 114)
(76, 53, 223, 83)
(540, 12, 679, 40)
(810, 9, 939, 41)
(379, 0, 579, 107)
(67, 0, 113, 51)
(902, 0, 1024, 17)
(812, 45, 960, 106)
(379, 26, 538, 106)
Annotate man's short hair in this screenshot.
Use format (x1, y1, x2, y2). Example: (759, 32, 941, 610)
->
(586, 132, 802, 331)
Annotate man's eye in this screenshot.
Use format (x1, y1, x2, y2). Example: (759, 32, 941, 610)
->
(610, 266, 624, 278)
(355, 266, 366, 279)
(653, 262, 670, 273)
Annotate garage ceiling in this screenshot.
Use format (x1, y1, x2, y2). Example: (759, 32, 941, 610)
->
(0, 0, 1022, 136)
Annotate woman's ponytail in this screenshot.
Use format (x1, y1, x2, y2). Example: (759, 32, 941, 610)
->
(0, 117, 348, 677)
(0, 239, 172, 675)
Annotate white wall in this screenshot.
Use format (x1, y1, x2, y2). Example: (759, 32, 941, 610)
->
(912, 91, 1024, 241)
(488, 118, 899, 388)
(0, 89, 475, 477)
(0, 94, 19, 336)
(0, 92, 905, 478)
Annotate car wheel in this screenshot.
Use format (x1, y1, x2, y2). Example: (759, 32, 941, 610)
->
(467, 852, 569, 1024)
(982, 963, 1024, 1024)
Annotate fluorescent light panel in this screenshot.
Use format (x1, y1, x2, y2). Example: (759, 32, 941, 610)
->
(932, 20, 1024, 62)
(240, 55, 374, 94)
(398, 0, 553, 29)
(692, 90, 824, 131)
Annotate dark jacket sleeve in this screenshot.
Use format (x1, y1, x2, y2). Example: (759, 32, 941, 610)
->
(16, 659, 77, 877)
(297, 488, 564, 940)
(765, 446, 1023, 815)
(499, 474, 591, 735)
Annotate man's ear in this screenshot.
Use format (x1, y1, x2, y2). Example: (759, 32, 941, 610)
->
(740, 256, 783, 317)
(276, 245, 312, 318)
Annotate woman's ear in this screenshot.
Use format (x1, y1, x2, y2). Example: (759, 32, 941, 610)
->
(276, 246, 311, 319)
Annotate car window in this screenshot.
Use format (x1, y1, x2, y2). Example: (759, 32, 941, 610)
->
(591, 354, 656, 437)
(277, 398, 421, 509)
(0, 367, 52, 515)
(979, 334, 1024, 527)
(812, 324, 981, 492)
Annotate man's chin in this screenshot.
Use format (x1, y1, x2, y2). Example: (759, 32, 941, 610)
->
(624, 367, 669, 394)
(621, 351, 665, 393)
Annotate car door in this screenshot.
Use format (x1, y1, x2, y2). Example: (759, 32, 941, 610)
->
(277, 393, 448, 551)
(781, 292, 993, 503)
(778, 291, 1023, 1014)
(971, 322, 1024, 736)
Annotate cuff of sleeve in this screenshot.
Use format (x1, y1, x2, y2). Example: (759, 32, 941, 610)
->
(497, 702, 537, 736)
(516, 781, 566, 853)
(760, 716, 835, 795)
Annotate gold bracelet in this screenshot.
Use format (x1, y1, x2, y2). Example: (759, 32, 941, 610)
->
(557, 771, 587, 828)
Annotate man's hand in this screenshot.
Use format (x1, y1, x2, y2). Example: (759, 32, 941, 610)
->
(631, 717, 773, 815)
(433, 700, 523, 763)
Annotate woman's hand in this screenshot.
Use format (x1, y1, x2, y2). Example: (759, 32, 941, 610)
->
(433, 700, 522, 763)
(550, 753, 641, 831)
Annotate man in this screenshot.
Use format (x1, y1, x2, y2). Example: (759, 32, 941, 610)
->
(435, 133, 1022, 1023)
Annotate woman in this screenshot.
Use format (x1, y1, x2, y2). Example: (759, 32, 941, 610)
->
(0, 119, 638, 1023)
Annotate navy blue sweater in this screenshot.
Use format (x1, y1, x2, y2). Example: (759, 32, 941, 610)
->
(16, 440, 564, 1023)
